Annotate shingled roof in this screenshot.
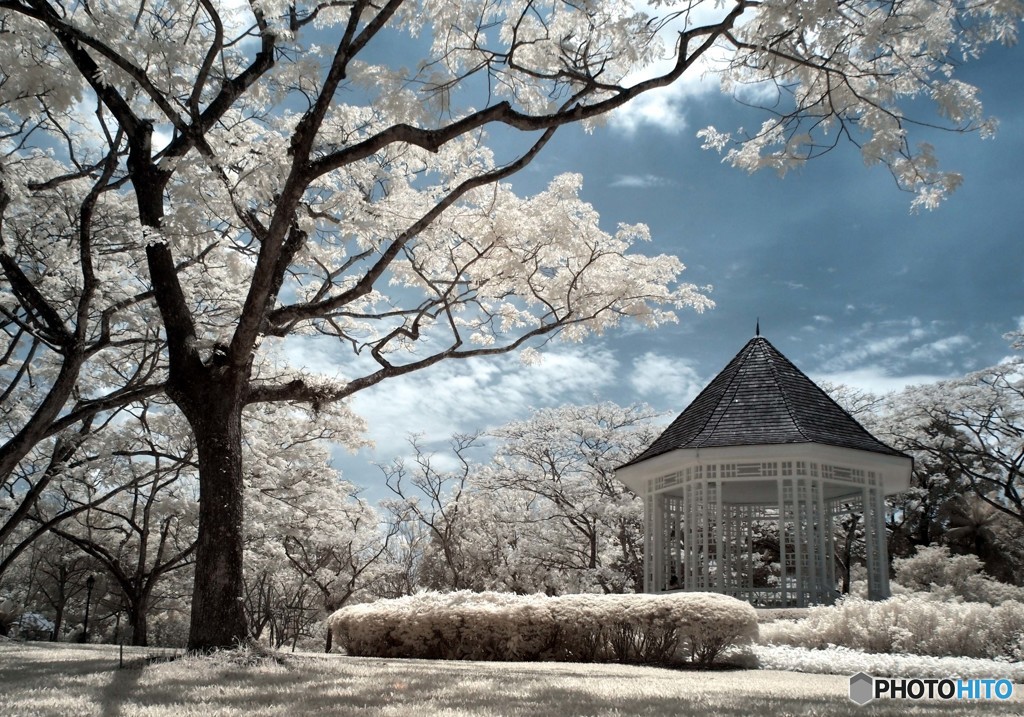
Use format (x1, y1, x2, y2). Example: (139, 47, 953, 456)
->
(622, 336, 905, 467)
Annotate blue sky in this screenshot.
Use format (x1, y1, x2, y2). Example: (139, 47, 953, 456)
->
(332, 37, 1024, 496)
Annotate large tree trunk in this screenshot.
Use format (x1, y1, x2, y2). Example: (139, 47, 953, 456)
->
(147, 242, 250, 651)
(185, 395, 248, 652)
(128, 598, 149, 647)
(126, 582, 160, 647)
(52, 600, 65, 642)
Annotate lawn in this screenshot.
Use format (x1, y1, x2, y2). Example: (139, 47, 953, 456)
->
(1, 642, 1021, 716)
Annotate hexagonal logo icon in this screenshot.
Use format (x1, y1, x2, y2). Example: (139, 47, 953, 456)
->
(849, 672, 874, 705)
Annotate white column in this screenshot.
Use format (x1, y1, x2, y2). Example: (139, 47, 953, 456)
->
(747, 505, 754, 593)
(790, 481, 798, 606)
(644, 493, 652, 593)
(814, 478, 829, 604)
(715, 482, 724, 592)
(670, 497, 681, 589)
(862, 485, 886, 601)
(865, 482, 890, 600)
(777, 478, 787, 607)
(652, 493, 665, 592)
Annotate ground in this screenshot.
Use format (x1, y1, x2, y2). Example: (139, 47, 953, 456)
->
(1, 642, 1021, 716)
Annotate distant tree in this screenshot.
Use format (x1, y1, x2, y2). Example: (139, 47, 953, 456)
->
(382, 403, 659, 595)
(884, 359, 1024, 527)
(240, 404, 387, 649)
(0, 531, 94, 641)
(3, 0, 1018, 650)
(819, 382, 887, 419)
(886, 419, 971, 556)
(941, 495, 1024, 584)
(49, 451, 198, 646)
(0, 405, 170, 582)
(484, 403, 659, 593)
(380, 434, 481, 592)
(826, 381, 974, 564)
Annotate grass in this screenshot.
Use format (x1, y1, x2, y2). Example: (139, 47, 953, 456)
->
(1, 642, 1022, 716)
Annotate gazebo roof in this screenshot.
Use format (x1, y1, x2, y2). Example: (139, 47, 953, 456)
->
(622, 335, 906, 468)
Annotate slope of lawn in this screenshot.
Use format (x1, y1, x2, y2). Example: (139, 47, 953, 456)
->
(1, 642, 1022, 717)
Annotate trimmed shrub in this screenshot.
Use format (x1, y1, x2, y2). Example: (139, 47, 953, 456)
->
(760, 594, 1024, 661)
(328, 591, 757, 668)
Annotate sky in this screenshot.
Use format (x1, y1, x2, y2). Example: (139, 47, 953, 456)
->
(331, 30, 1024, 498)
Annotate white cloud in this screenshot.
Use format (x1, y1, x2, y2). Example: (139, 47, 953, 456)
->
(811, 367, 948, 396)
(609, 174, 671, 188)
(811, 318, 977, 383)
(276, 334, 354, 378)
(908, 334, 971, 362)
(347, 346, 621, 466)
(800, 315, 833, 332)
(608, 2, 730, 135)
(629, 351, 704, 409)
(840, 335, 913, 368)
(609, 86, 698, 135)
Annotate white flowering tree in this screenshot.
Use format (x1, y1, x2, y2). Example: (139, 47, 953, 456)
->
(882, 359, 1024, 527)
(379, 434, 481, 592)
(46, 425, 199, 647)
(241, 404, 393, 650)
(1, 0, 1019, 650)
(382, 403, 658, 595)
(484, 402, 659, 593)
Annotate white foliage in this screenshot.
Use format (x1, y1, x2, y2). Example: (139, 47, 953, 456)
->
(760, 594, 1024, 660)
(893, 545, 1024, 605)
(329, 590, 758, 667)
(1, 0, 1020, 649)
(756, 644, 1024, 681)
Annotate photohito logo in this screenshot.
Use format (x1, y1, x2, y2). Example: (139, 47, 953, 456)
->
(849, 673, 1015, 705)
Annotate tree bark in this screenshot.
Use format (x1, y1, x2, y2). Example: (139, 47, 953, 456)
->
(184, 393, 248, 651)
(128, 598, 149, 647)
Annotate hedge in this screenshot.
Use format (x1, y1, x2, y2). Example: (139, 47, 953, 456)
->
(328, 590, 758, 668)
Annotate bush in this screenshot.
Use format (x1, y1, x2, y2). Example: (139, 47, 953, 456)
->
(328, 591, 757, 668)
(760, 594, 1024, 660)
(893, 545, 1024, 605)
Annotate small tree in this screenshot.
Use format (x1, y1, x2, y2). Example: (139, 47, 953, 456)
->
(484, 403, 659, 593)
(381, 434, 481, 592)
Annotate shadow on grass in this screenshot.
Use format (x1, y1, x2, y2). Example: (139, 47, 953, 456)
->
(89, 656, 1024, 717)
(0, 642, 115, 683)
(99, 660, 145, 717)
(3, 645, 1022, 717)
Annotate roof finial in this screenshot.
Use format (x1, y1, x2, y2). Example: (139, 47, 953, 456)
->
(756, 318, 760, 337)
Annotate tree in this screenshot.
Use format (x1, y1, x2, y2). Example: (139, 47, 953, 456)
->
(48, 441, 199, 646)
(241, 403, 389, 649)
(825, 381, 974, 565)
(380, 434, 480, 592)
(883, 418, 968, 556)
(0, 151, 188, 548)
(942, 495, 1024, 583)
(14, 532, 93, 641)
(380, 403, 659, 594)
(484, 403, 658, 593)
(2, 0, 1019, 650)
(885, 359, 1024, 527)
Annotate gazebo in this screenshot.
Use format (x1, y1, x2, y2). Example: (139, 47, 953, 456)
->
(615, 333, 912, 607)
